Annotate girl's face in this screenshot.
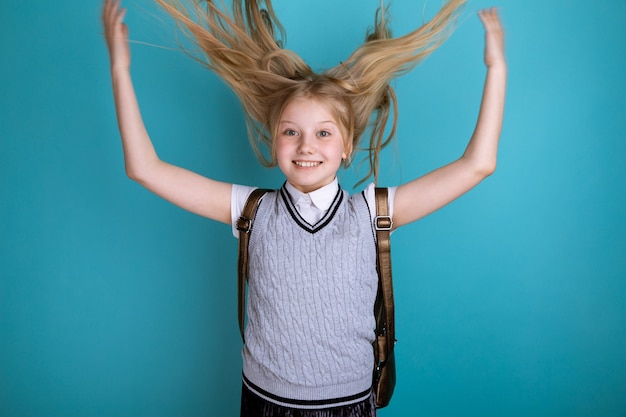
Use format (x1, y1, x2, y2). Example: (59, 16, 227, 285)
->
(275, 97, 349, 194)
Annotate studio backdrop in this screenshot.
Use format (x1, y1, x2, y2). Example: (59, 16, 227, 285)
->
(1, 0, 625, 416)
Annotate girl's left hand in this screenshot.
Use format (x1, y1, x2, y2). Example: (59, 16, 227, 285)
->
(478, 8, 505, 68)
(102, 0, 130, 70)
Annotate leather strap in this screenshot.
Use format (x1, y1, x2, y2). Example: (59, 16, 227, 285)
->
(237, 188, 270, 342)
(374, 187, 395, 364)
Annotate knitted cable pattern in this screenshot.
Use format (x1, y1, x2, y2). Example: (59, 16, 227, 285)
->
(243, 186, 378, 405)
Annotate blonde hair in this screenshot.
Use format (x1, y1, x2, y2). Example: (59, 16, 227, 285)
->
(156, 0, 466, 185)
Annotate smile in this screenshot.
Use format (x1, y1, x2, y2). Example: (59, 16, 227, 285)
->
(294, 161, 322, 167)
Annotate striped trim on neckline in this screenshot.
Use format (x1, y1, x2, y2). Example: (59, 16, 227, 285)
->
(279, 183, 344, 234)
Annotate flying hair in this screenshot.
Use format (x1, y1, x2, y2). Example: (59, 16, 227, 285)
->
(155, 0, 467, 185)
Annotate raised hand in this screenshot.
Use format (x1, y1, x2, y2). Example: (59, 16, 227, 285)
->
(478, 8, 505, 68)
(102, 0, 131, 70)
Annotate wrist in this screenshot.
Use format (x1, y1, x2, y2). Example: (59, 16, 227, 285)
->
(110, 63, 131, 75)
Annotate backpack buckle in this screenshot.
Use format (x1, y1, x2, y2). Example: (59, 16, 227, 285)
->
(236, 216, 252, 233)
(374, 215, 393, 231)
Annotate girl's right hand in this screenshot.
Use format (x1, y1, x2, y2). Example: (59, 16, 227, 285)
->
(102, 0, 130, 70)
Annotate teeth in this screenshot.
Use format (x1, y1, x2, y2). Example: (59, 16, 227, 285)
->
(295, 161, 321, 167)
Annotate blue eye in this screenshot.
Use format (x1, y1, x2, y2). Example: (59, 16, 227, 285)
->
(284, 129, 298, 136)
(318, 130, 330, 138)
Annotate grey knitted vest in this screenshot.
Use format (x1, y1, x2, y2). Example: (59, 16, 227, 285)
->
(242, 184, 379, 407)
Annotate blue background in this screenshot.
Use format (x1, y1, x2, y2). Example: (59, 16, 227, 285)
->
(1, 0, 625, 416)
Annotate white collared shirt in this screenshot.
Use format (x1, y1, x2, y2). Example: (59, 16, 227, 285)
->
(284, 179, 339, 225)
(231, 179, 396, 237)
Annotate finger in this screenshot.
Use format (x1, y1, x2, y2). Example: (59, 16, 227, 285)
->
(105, 0, 122, 24)
(487, 8, 501, 26)
(104, 0, 116, 25)
(104, 0, 117, 15)
(116, 7, 127, 26)
(477, 9, 489, 25)
(102, 0, 112, 21)
(479, 8, 498, 18)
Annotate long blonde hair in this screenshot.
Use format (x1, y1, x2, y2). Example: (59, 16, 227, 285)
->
(156, 0, 466, 184)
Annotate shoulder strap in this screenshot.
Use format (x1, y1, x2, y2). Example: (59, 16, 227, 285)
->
(237, 188, 270, 342)
(374, 187, 395, 358)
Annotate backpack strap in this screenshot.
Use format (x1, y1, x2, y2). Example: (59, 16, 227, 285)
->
(237, 188, 271, 342)
(374, 187, 395, 370)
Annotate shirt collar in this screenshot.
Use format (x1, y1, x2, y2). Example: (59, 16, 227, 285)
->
(284, 178, 339, 212)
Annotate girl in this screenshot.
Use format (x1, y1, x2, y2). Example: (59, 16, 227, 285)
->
(102, 0, 506, 415)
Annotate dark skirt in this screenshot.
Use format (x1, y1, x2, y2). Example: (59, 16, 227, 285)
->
(240, 383, 377, 417)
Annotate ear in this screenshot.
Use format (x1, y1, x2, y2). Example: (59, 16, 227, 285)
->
(343, 141, 353, 161)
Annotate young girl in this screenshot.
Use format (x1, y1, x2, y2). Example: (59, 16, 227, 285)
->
(102, 0, 506, 415)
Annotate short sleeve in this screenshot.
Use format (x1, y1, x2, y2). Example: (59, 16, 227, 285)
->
(231, 184, 257, 238)
(362, 183, 398, 230)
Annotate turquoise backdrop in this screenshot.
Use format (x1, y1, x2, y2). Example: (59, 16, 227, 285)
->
(1, 0, 625, 416)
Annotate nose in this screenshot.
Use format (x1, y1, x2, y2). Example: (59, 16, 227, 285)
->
(297, 133, 315, 154)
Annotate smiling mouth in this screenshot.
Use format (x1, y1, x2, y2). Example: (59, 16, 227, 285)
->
(294, 161, 322, 167)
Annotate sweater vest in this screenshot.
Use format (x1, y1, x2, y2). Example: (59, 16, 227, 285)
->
(242, 184, 379, 408)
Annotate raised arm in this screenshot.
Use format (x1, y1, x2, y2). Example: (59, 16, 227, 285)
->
(393, 8, 506, 228)
(102, 0, 232, 224)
